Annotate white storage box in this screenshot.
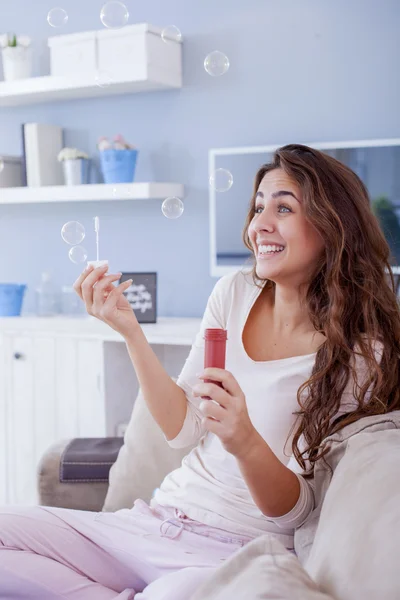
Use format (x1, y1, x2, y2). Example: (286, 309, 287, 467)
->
(0, 155, 24, 188)
(48, 30, 97, 76)
(96, 23, 182, 87)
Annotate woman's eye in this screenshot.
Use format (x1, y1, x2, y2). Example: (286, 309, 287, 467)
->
(254, 204, 292, 214)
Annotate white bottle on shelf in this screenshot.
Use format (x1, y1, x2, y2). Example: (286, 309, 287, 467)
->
(35, 271, 60, 317)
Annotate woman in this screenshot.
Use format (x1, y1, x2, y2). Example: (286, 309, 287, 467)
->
(0, 144, 398, 599)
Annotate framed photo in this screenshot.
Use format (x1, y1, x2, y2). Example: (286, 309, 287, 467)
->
(119, 272, 157, 324)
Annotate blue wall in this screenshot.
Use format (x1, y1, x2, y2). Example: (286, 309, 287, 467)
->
(0, 0, 399, 317)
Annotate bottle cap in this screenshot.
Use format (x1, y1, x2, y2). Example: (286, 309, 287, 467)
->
(204, 328, 227, 341)
(87, 260, 109, 269)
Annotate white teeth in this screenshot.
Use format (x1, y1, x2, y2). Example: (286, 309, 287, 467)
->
(258, 244, 285, 254)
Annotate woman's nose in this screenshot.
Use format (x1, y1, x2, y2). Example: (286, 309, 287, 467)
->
(254, 211, 274, 233)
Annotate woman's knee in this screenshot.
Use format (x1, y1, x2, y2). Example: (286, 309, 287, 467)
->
(0, 506, 46, 547)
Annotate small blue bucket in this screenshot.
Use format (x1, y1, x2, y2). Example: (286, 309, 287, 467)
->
(0, 284, 27, 317)
(100, 149, 139, 184)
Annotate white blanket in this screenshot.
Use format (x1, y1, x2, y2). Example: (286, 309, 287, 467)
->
(191, 413, 400, 600)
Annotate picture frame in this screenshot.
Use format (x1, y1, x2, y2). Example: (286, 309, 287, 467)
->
(119, 272, 157, 324)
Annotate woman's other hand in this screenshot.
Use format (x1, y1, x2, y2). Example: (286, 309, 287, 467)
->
(193, 368, 259, 459)
(73, 264, 139, 339)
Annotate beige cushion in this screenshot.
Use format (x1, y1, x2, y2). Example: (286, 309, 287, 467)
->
(102, 385, 195, 512)
(190, 535, 333, 600)
(191, 429, 400, 600)
(304, 429, 400, 600)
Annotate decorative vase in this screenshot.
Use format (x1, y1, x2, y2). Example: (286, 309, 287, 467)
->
(100, 149, 138, 184)
(62, 159, 90, 185)
(1, 46, 32, 81)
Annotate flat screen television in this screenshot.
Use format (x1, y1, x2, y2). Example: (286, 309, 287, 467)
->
(209, 139, 400, 279)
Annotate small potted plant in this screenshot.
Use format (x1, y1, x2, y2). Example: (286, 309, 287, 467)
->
(0, 33, 32, 81)
(97, 134, 139, 184)
(57, 147, 90, 186)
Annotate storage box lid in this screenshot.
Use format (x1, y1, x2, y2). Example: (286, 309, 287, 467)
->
(96, 22, 183, 43)
(0, 155, 22, 165)
(48, 30, 97, 47)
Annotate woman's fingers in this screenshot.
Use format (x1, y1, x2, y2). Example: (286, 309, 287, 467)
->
(199, 398, 225, 421)
(101, 279, 132, 316)
(193, 382, 230, 408)
(92, 273, 122, 309)
(72, 264, 94, 300)
(199, 368, 243, 398)
(75, 264, 109, 310)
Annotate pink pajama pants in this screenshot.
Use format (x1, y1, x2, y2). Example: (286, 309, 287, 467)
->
(0, 498, 256, 599)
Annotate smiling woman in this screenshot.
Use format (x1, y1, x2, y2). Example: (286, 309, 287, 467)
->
(1, 143, 399, 600)
(242, 143, 400, 477)
(246, 166, 325, 284)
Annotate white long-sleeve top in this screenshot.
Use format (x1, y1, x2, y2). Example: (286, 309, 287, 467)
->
(151, 270, 382, 549)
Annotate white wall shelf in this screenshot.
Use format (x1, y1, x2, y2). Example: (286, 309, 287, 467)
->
(0, 71, 181, 108)
(0, 182, 184, 205)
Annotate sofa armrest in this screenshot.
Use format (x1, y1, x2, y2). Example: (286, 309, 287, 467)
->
(37, 437, 123, 512)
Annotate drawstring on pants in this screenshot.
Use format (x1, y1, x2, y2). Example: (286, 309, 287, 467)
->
(159, 508, 190, 540)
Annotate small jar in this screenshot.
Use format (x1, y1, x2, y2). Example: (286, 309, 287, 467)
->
(61, 286, 85, 316)
(204, 328, 228, 387)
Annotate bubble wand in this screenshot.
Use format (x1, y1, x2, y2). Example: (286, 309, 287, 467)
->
(95, 216, 100, 262)
(87, 216, 109, 270)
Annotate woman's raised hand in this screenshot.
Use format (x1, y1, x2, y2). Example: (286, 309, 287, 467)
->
(73, 264, 139, 338)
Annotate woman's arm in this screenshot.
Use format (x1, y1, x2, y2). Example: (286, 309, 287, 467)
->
(160, 275, 230, 449)
(235, 431, 314, 523)
(236, 339, 385, 525)
(124, 325, 189, 441)
(193, 367, 315, 527)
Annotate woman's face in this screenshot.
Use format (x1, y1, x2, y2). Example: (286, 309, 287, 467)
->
(248, 168, 325, 284)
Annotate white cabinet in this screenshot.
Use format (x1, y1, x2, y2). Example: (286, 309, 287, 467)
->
(0, 317, 200, 506)
(0, 332, 105, 505)
(0, 334, 8, 506)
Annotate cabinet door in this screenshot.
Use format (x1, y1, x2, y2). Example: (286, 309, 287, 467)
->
(0, 334, 10, 505)
(76, 339, 106, 437)
(5, 334, 106, 505)
(55, 337, 106, 439)
(8, 335, 57, 505)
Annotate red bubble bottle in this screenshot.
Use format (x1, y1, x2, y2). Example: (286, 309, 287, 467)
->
(204, 328, 228, 389)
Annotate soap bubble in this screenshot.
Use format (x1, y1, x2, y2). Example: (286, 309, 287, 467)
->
(204, 51, 230, 77)
(100, 1, 129, 29)
(161, 25, 182, 44)
(47, 7, 68, 28)
(69, 246, 88, 264)
(209, 168, 233, 192)
(0, 159, 4, 173)
(162, 197, 184, 219)
(95, 70, 114, 88)
(61, 221, 85, 245)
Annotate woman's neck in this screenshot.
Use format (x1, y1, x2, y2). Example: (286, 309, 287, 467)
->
(263, 283, 315, 338)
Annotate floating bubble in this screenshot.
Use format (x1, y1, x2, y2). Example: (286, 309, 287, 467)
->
(161, 25, 182, 44)
(95, 70, 114, 88)
(47, 7, 68, 28)
(0, 159, 4, 173)
(100, 1, 129, 29)
(204, 51, 230, 77)
(61, 221, 85, 245)
(209, 168, 233, 192)
(162, 197, 184, 219)
(69, 245, 88, 264)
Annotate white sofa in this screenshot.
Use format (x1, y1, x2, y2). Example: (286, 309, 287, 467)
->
(38, 388, 400, 600)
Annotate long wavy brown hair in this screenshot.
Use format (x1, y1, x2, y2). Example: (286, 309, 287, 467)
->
(242, 143, 400, 478)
